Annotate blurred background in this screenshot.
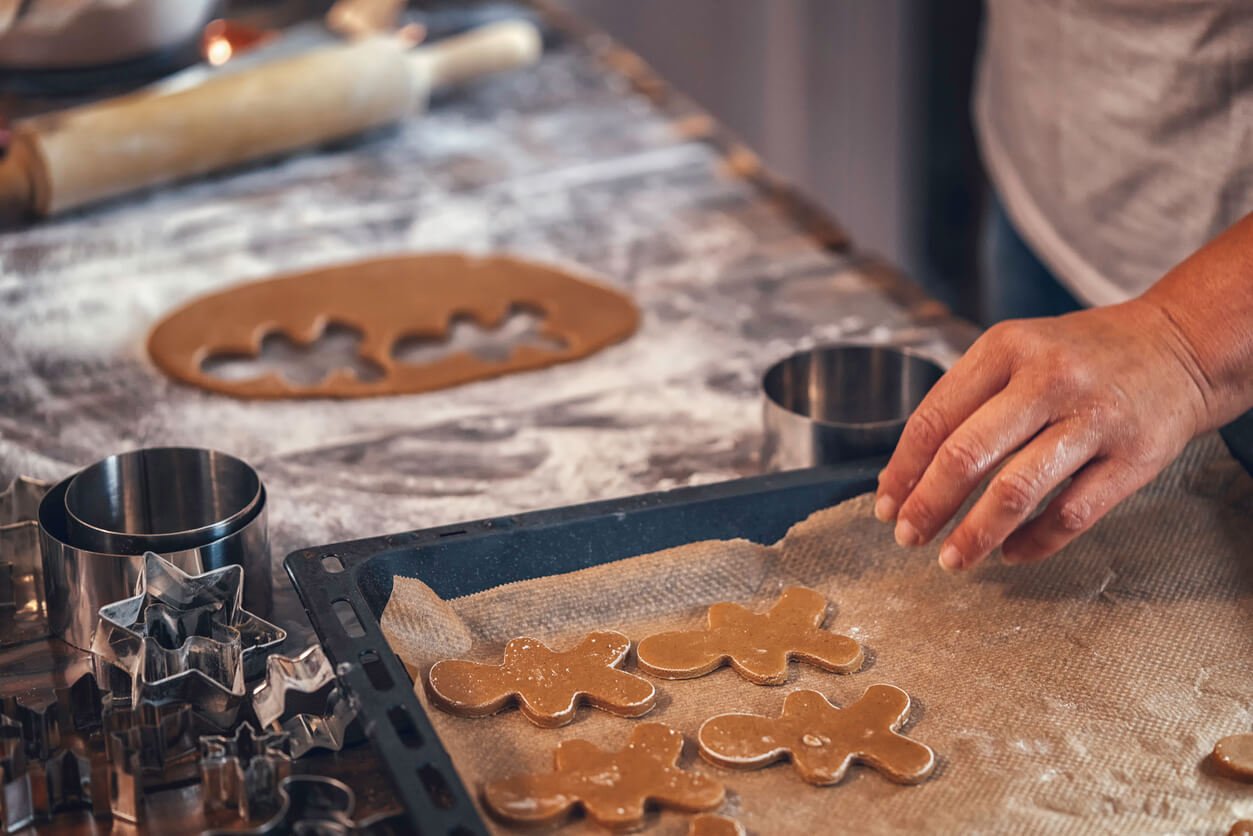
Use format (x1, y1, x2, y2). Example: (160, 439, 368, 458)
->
(0, 0, 988, 318)
(559, 0, 987, 320)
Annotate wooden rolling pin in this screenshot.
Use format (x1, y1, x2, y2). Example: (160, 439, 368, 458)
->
(0, 19, 541, 221)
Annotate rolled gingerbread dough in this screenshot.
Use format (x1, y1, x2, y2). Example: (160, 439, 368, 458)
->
(147, 253, 639, 399)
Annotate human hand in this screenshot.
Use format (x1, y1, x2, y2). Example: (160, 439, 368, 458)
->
(873, 298, 1218, 570)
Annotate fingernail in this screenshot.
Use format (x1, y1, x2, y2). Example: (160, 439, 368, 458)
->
(894, 519, 920, 547)
(874, 494, 898, 523)
(938, 544, 964, 572)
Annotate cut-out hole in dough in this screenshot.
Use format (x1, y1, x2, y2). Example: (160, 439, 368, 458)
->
(391, 305, 567, 367)
(201, 322, 385, 386)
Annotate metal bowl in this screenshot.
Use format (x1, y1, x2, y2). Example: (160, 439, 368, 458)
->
(762, 344, 945, 470)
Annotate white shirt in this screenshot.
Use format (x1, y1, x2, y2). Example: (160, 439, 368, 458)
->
(974, 0, 1253, 305)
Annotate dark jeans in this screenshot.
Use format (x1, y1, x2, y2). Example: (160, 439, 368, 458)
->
(980, 198, 1082, 323)
(980, 195, 1253, 466)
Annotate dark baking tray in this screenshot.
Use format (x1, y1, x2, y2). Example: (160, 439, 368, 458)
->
(285, 461, 879, 833)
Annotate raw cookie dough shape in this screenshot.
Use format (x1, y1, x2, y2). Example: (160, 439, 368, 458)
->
(147, 253, 640, 399)
(483, 722, 725, 829)
(635, 586, 862, 685)
(689, 813, 746, 836)
(425, 631, 656, 728)
(697, 685, 936, 786)
(1212, 733, 1253, 782)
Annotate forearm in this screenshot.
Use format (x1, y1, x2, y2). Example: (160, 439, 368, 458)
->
(1141, 210, 1253, 431)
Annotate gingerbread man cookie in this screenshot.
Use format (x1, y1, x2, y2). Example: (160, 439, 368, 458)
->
(1212, 733, 1253, 782)
(688, 813, 746, 836)
(483, 723, 725, 829)
(426, 631, 656, 728)
(1230, 821, 1253, 836)
(697, 684, 935, 785)
(636, 586, 862, 685)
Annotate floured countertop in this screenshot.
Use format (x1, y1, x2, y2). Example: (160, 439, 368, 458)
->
(0, 1, 975, 644)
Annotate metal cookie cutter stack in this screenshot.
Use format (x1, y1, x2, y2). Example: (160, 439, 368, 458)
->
(0, 446, 282, 827)
(1, 446, 272, 650)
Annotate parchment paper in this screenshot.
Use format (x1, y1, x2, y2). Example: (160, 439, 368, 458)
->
(382, 435, 1253, 834)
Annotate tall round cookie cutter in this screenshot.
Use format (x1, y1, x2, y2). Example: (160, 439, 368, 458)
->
(762, 344, 944, 470)
(38, 447, 271, 651)
(64, 447, 262, 555)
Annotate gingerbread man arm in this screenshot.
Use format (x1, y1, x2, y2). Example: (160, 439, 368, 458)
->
(578, 670, 656, 718)
(855, 682, 912, 724)
(628, 721, 687, 763)
(426, 635, 547, 716)
(499, 635, 543, 667)
(767, 586, 829, 627)
(790, 629, 864, 674)
(568, 630, 632, 665)
(425, 658, 512, 717)
(624, 725, 726, 814)
(846, 685, 936, 784)
(553, 738, 610, 772)
(482, 771, 576, 826)
(635, 627, 721, 679)
(651, 771, 727, 814)
(567, 632, 657, 718)
(689, 814, 747, 836)
(704, 601, 755, 629)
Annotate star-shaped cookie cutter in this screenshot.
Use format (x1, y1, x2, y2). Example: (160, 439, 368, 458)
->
(0, 714, 33, 833)
(90, 552, 285, 728)
(99, 697, 201, 823)
(1, 670, 107, 819)
(0, 476, 52, 646)
(200, 722, 293, 821)
(252, 645, 359, 758)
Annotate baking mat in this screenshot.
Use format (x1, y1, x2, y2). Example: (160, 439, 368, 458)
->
(381, 434, 1253, 834)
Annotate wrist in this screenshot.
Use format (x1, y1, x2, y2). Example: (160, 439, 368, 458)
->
(1121, 296, 1216, 435)
(1139, 211, 1253, 431)
(1140, 283, 1253, 433)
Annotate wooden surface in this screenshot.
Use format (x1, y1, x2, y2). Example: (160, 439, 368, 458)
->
(0, 2, 976, 831)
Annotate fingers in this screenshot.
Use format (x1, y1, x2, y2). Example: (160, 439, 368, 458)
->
(891, 383, 1048, 547)
(937, 420, 1101, 571)
(999, 458, 1148, 564)
(875, 338, 1012, 524)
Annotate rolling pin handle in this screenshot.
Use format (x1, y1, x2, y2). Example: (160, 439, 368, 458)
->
(412, 19, 542, 91)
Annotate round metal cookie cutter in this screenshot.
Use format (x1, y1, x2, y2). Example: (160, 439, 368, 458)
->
(40, 447, 271, 650)
(64, 447, 262, 555)
(762, 344, 945, 470)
